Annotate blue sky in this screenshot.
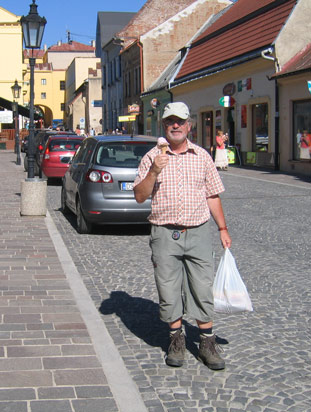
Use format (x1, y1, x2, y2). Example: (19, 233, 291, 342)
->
(1, 0, 146, 48)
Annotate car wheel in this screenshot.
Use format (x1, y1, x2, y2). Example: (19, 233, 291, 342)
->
(76, 199, 92, 234)
(61, 186, 70, 214)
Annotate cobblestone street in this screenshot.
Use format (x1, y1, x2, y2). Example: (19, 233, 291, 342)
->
(47, 168, 311, 412)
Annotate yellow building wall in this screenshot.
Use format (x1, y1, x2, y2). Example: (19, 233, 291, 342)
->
(23, 56, 66, 127)
(0, 7, 23, 104)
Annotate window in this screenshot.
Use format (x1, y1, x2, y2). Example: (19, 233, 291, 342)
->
(61, 103, 65, 111)
(252, 103, 268, 151)
(103, 66, 106, 87)
(116, 56, 121, 79)
(134, 67, 140, 95)
(95, 143, 155, 168)
(41, 92, 46, 99)
(41, 78, 46, 85)
(293, 100, 311, 161)
(60, 81, 65, 90)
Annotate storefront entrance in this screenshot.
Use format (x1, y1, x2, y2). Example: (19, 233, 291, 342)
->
(201, 111, 213, 149)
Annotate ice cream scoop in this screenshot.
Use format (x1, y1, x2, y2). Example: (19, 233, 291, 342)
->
(157, 137, 169, 154)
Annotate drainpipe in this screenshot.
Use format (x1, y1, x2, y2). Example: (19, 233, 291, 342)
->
(261, 47, 279, 170)
(137, 40, 144, 135)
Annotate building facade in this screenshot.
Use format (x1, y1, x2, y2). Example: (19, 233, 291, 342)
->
(168, 0, 311, 175)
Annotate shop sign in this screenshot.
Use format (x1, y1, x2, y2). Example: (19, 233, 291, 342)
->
(128, 104, 140, 113)
(227, 147, 236, 164)
(219, 96, 236, 107)
(223, 83, 236, 96)
(150, 98, 160, 109)
(307, 81, 311, 94)
(0, 111, 13, 123)
(118, 115, 136, 122)
(238, 78, 252, 92)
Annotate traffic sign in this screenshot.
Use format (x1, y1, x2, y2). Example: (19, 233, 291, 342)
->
(219, 96, 236, 107)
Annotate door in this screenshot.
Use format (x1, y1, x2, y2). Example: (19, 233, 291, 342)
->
(202, 111, 213, 150)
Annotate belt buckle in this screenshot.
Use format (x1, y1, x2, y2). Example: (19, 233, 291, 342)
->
(172, 230, 180, 240)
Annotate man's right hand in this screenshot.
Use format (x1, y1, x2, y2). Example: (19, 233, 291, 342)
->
(151, 153, 169, 175)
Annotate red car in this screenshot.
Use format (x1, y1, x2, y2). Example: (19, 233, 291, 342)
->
(40, 135, 84, 179)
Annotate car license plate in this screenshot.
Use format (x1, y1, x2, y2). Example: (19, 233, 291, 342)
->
(60, 156, 72, 164)
(121, 182, 134, 191)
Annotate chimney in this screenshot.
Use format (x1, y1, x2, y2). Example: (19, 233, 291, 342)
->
(91, 40, 95, 48)
(57, 40, 62, 46)
(44, 44, 47, 51)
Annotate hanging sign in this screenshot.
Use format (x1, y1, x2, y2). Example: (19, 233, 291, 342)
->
(219, 96, 236, 107)
(128, 104, 140, 114)
(118, 115, 136, 122)
(223, 83, 236, 96)
(307, 81, 311, 94)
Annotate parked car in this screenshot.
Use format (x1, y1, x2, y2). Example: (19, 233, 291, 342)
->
(40, 135, 84, 180)
(61, 134, 157, 234)
(24, 129, 76, 176)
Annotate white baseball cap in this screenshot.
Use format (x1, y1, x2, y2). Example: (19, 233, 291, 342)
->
(162, 102, 190, 120)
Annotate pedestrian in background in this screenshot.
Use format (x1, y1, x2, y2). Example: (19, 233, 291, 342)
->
(134, 102, 231, 370)
(215, 130, 229, 170)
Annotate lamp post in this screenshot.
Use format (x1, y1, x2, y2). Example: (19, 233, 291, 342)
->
(11, 80, 22, 165)
(20, 1, 47, 217)
(21, 0, 46, 179)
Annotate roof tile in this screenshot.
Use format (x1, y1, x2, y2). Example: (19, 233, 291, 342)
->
(176, 0, 296, 80)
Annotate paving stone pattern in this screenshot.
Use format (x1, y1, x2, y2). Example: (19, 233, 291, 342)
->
(0, 151, 117, 412)
(47, 164, 311, 412)
(1, 150, 311, 412)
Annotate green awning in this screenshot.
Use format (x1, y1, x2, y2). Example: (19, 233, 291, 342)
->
(0, 96, 42, 120)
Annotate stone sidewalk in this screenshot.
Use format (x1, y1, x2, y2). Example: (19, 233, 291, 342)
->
(0, 150, 147, 412)
(1, 149, 311, 412)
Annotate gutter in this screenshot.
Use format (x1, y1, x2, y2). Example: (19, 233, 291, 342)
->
(261, 47, 279, 171)
(171, 47, 269, 88)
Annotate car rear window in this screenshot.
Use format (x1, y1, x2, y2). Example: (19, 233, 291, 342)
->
(49, 140, 82, 152)
(95, 142, 155, 168)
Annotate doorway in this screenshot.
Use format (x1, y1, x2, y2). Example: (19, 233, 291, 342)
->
(201, 111, 213, 149)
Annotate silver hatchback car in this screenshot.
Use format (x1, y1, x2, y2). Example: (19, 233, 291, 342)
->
(61, 135, 157, 233)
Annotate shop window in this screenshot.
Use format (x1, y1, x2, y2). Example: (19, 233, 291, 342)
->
(293, 100, 311, 161)
(252, 103, 268, 151)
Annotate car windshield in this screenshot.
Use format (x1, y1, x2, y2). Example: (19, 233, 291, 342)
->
(49, 140, 82, 152)
(95, 142, 155, 168)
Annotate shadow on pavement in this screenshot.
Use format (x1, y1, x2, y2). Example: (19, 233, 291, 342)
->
(59, 208, 151, 236)
(98, 291, 227, 359)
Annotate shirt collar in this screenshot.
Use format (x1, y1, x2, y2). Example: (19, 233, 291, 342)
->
(164, 139, 198, 155)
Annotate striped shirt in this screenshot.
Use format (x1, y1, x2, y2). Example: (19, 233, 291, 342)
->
(134, 139, 224, 226)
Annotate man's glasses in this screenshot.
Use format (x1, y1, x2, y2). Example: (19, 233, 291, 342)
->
(163, 118, 188, 127)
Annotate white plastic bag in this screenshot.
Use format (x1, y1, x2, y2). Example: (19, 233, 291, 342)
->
(213, 248, 253, 313)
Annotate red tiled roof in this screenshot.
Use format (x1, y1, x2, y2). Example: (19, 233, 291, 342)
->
(272, 43, 311, 77)
(23, 49, 45, 58)
(34, 63, 52, 71)
(176, 0, 296, 81)
(48, 40, 94, 52)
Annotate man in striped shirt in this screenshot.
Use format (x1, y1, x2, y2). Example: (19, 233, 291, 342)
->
(134, 102, 231, 370)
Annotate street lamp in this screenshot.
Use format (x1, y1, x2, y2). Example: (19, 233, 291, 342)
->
(21, 0, 46, 179)
(11, 80, 22, 165)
